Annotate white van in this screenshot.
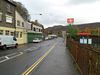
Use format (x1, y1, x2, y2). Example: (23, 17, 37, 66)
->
(0, 35, 18, 49)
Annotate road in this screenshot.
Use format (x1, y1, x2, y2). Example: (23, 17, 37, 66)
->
(0, 38, 79, 75)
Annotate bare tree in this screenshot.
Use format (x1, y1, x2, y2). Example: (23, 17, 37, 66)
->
(13, 1, 31, 21)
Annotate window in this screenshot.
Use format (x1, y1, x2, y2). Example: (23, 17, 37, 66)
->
(34, 27, 36, 31)
(17, 20, 20, 26)
(36, 28, 39, 32)
(0, 12, 2, 21)
(0, 30, 3, 35)
(6, 15, 13, 23)
(40, 29, 42, 32)
(10, 32, 14, 36)
(5, 30, 9, 35)
(39, 29, 41, 32)
(22, 22, 24, 27)
(20, 32, 22, 38)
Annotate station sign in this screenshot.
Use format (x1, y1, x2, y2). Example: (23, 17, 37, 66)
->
(67, 18, 74, 24)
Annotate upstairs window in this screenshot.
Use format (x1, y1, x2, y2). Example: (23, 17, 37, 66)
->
(41, 29, 42, 32)
(39, 29, 41, 32)
(17, 20, 20, 26)
(0, 12, 2, 21)
(34, 27, 36, 31)
(36, 28, 38, 32)
(6, 15, 13, 23)
(22, 22, 24, 27)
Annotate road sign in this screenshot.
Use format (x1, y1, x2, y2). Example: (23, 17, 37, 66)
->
(67, 18, 74, 24)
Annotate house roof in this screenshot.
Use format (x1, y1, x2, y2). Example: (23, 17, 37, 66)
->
(5, 0, 16, 6)
(31, 21, 44, 28)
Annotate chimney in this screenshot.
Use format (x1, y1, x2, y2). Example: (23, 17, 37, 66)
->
(35, 20, 38, 23)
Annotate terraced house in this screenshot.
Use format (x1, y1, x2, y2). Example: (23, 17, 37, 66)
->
(0, 0, 16, 36)
(25, 21, 33, 43)
(32, 20, 44, 40)
(15, 10, 27, 44)
(27, 20, 44, 43)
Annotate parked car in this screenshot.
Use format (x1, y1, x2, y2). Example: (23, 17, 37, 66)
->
(0, 35, 18, 49)
(33, 38, 42, 43)
(45, 37, 49, 40)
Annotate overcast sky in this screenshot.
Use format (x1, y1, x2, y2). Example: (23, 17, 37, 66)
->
(14, 0, 100, 28)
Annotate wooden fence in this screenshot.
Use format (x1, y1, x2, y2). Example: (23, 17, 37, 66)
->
(67, 39, 100, 75)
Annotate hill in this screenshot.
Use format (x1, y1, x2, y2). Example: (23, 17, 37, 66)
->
(44, 22, 100, 36)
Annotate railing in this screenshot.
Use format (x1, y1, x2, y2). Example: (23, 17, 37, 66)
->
(67, 39, 100, 75)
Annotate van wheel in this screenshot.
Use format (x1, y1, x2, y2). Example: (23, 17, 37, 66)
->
(3, 45, 6, 50)
(15, 44, 18, 48)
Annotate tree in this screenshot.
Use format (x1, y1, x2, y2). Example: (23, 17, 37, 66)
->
(13, 1, 31, 21)
(68, 24, 78, 39)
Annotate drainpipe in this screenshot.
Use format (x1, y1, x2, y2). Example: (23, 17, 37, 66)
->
(14, 10, 16, 38)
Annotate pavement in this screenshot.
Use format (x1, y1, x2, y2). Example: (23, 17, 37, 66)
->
(0, 37, 79, 75)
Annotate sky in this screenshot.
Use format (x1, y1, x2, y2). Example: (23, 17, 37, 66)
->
(14, 0, 100, 28)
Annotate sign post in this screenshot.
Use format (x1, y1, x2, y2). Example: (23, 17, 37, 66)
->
(67, 18, 75, 39)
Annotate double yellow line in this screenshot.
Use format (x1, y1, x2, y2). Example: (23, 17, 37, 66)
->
(22, 43, 56, 75)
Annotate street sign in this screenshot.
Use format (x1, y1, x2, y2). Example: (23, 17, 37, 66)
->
(67, 18, 74, 24)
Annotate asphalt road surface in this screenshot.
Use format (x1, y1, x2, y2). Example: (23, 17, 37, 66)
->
(0, 38, 79, 75)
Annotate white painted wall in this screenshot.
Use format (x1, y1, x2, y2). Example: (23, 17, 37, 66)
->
(15, 11, 25, 28)
(32, 24, 42, 33)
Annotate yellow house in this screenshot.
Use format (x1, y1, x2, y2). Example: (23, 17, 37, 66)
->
(0, 27, 15, 36)
(15, 10, 27, 44)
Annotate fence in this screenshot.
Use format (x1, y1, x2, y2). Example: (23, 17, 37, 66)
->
(67, 39, 100, 75)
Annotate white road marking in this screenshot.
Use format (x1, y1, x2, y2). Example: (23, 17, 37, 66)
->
(20, 52, 23, 54)
(0, 53, 16, 60)
(0, 46, 41, 64)
(0, 56, 5, 59)
(0, 52, 23, 64)
(5, 56, 9, 59)
(7, 53, 17, 57)
(9, 52, 23, 59)
(24, 49, 31, 51)
(23, 47, 36, 52)
(0, 58, 9, 64)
